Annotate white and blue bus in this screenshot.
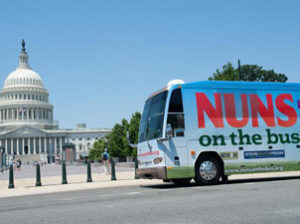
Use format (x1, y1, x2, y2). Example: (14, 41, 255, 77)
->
(137, 80, 300, 185)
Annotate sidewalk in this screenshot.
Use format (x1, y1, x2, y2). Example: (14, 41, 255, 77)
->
(0, 170, 162, 198)
(1, 170, 300, 198)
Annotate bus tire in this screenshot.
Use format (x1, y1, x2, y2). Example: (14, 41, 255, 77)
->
(222, 175, 228, 183)
(171, 178, 191, 186)
(194, 156, 221, 185)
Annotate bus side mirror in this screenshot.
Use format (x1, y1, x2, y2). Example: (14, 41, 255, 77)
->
(126, 131, 137, 148)
(166, 123, 173, 139)
(157, 124, 173, 143)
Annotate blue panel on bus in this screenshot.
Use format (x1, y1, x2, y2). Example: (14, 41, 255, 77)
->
(244, 150, 285, 159)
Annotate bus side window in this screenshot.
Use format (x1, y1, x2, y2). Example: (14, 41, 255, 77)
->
(167, 88, 185, 137)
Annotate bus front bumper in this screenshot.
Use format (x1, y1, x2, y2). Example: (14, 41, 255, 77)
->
(137, 167, 167, 179)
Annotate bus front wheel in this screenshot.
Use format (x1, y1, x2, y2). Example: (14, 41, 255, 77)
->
(194, 156, 221, 185)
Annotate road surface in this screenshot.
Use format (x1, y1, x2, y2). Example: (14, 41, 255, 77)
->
(1, 176, 300, 224)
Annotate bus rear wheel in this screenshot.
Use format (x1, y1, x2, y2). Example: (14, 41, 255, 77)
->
(194, 156, 221, 185)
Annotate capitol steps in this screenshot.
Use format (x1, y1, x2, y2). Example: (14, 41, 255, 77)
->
(14, 154, 41, 164)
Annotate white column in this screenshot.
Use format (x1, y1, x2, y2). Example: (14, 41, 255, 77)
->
(59, 137, 62, 153)
(28, 138, 31, 154)
(44, 137, 47, 153)
(54, 137, 57, 153)
(50, 138, 52, 157)
(11, 139, 15, 155)
(17, 138, 19, 155)
(34, 137, 36, 154)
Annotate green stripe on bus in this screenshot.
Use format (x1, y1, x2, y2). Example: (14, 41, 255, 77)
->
(225, 161, 300, 175)
(166, 167, 195, 179)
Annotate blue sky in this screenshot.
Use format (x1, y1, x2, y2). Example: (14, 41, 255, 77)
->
(0, 0, 299, 129)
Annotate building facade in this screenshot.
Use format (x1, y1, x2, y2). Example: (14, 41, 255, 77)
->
(0, 41, 110, 164)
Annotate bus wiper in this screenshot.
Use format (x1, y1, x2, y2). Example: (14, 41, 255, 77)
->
(146, 118, 150, 140)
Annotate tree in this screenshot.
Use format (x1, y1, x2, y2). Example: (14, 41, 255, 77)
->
(89, 138, 106, 160)
(108, 119, 130, 157)
(208, 62, 288, 82)
(128, 112, 141, 157)
(89, 112, 141, 158)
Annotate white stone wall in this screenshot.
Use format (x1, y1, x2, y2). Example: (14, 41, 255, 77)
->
(66, 132, 108, 160)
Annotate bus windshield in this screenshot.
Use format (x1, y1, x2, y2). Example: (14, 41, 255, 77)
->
(139, 91, 168, 143)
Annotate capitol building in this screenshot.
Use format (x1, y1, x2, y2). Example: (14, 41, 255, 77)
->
(0, 41, 110, 164)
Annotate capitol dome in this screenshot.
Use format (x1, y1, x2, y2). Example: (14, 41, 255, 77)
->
(4, 68, 44, 89)
(0, 40, 57, 130)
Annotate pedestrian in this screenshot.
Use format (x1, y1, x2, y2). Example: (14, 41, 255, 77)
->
(16, 159, 20, 171)
(102, 149, 110, 175)
(17, 159, 22, 171)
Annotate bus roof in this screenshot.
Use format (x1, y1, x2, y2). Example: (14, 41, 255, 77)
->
(179, 80, 300, 91)
(148, 80, 300, 100)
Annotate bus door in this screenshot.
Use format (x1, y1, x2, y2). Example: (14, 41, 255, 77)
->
(163, 88, 190, 179)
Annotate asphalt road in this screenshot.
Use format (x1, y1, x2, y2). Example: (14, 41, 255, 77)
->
(1, 177, 300, 224)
